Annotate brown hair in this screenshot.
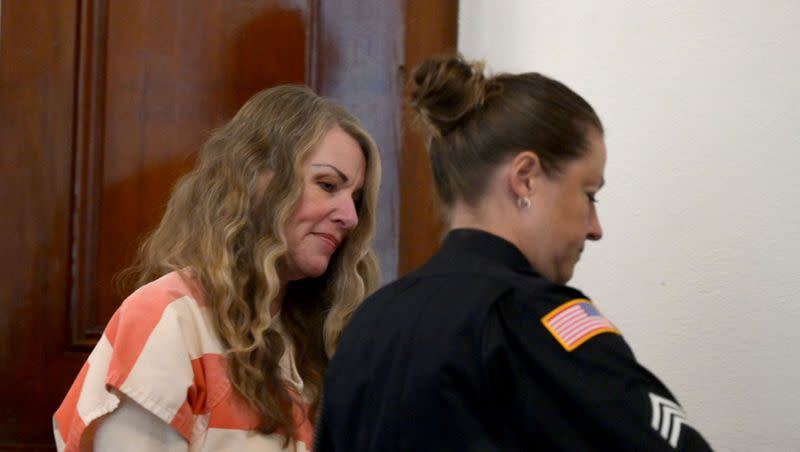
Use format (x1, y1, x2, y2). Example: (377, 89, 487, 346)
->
(121, 85, 381, 440)
(409, 54, 603, 207)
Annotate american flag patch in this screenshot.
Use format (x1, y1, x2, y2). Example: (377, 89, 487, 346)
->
(541, 299, 619, 351)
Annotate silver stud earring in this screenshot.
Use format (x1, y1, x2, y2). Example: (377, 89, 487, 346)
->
(517, 196, 531, 209)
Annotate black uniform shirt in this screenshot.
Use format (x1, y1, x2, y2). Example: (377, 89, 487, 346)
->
(316, 229, 712, 451)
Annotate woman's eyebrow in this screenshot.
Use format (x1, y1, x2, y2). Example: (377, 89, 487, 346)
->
(311, 163, 349, 182)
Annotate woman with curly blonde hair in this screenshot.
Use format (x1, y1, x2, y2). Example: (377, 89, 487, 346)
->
(53, 85, 381, 451)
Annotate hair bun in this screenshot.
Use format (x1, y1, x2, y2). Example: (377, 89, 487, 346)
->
(409, 55, 489, 138)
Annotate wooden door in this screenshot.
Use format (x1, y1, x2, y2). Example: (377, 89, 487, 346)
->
(0, 0, 454, 449)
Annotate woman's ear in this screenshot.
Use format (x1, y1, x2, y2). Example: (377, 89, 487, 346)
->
(507, 151, 542, 199)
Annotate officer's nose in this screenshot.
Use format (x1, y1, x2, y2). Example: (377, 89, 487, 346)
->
(587, 208, 602, 241)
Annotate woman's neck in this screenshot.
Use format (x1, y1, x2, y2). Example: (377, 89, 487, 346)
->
(449, 200, 522, 253)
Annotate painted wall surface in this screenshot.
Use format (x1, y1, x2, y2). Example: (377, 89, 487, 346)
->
(460, 1, 800, 450)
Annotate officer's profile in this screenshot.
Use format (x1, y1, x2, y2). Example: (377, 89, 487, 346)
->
(314, 54, 714, 451)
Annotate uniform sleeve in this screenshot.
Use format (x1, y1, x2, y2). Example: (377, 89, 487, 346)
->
(313, 395, 333, 451)
(482, 288, 713, 451)
(93, 395, 188, 451)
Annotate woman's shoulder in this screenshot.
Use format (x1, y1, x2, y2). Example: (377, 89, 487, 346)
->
(107, 269, 222, 359)
(103, 270, 214, 348)
(485, 271, 598, 324)
(491, 276, 626, 354)
(121, 269, 207, 312)
(53, 270, 226, 450)
(507, 270, 587, 301)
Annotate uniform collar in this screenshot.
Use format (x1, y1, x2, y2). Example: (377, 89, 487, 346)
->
(440, 228, 535, 274)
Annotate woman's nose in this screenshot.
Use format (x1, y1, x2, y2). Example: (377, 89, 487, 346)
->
(333, 196, 359, 230)
(587, 210, 603, 241)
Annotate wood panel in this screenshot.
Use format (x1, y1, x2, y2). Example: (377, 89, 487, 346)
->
(0, 0, 456, 448)
(77, 0, 313, 347)
(0, 1, 80, 448)
(1, 0, 313, 448)
(399, 0, 459, 274)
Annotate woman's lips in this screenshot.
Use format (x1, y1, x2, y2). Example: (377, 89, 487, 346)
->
(315, 233, 340, 250)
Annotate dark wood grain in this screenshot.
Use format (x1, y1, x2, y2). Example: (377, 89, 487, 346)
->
(1, 0, 312, 448)
(70, 0, 109, 348)
(399, 0, 459, 275)
(88, 0, 312, 345)
(0, 1, 82, 447)
(0, 0, 456, 447)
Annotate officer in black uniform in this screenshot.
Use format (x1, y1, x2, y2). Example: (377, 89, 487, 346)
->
(315, 55, 713, 451)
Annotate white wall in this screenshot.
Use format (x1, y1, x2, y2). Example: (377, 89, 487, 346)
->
(460, 1, 800, 450)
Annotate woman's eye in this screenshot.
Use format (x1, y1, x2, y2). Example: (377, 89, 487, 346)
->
(318, 181, 337, 193)
(587, 193, 598, 204)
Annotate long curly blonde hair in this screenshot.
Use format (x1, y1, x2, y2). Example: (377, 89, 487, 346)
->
(121, 85, 381, 438)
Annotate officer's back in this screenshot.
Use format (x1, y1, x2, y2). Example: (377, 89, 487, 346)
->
(315, 54, 712, 451)
(318, 233, 528, 451)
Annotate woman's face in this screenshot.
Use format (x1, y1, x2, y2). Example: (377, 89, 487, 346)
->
(521, 128, 606, 284)
(283, 127, 366, 281)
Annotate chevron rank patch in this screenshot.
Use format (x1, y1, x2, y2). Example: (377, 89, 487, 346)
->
(541, 299, 619, 351)
(650, 393, 691, 448)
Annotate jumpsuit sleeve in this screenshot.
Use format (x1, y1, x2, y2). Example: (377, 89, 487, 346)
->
(92, 394, 189, 452)
(481, 287, 713, 451)
(53, 277, 207, 451)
